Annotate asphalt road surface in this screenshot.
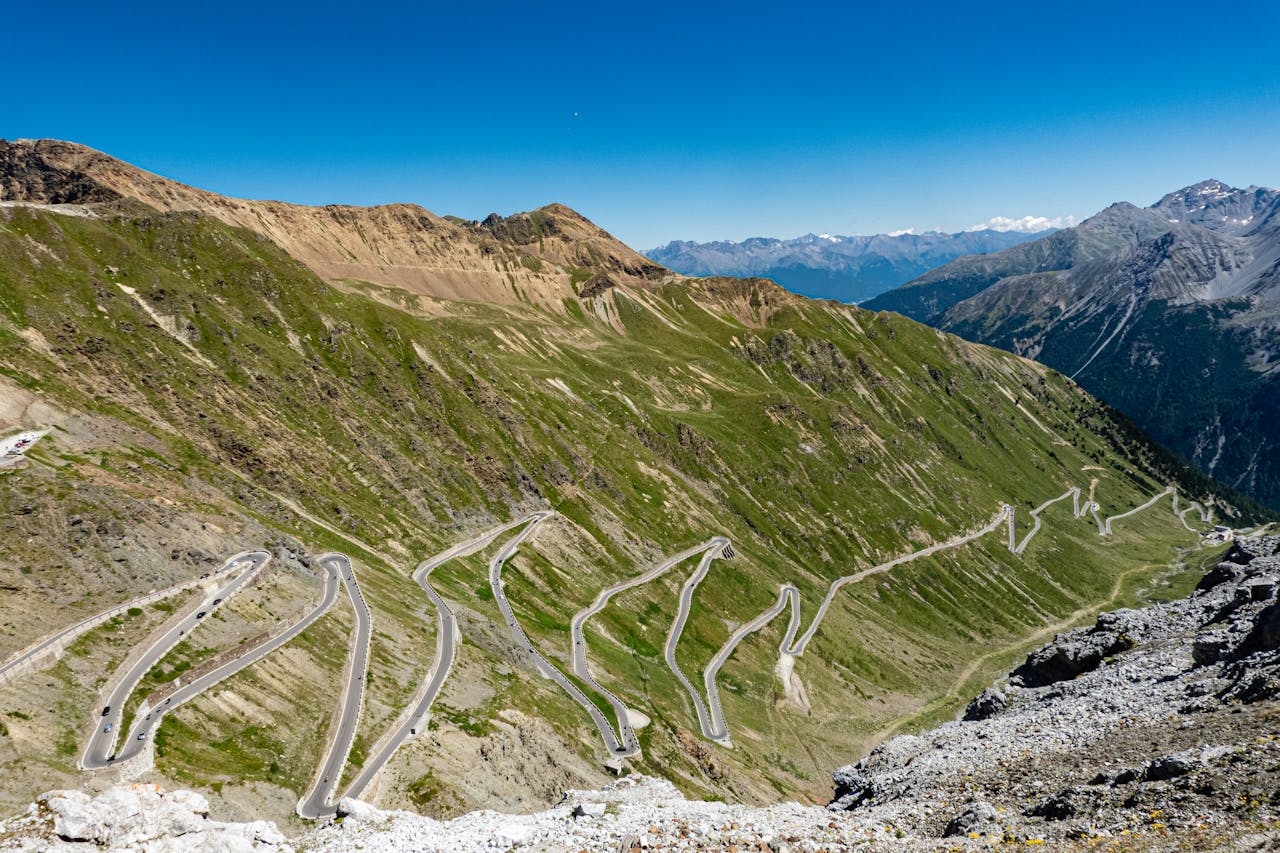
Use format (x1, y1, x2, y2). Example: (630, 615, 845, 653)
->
(488, 512, 641, 757)
(662, 539, 733, 744)
(338, 516, 539, 802)
(298, 555, 372, 819)
(107, 555, 342, 767)
(81, 551, 272, 769)
(0, 556, 246, 685)
(693, 485, 1190, 744)
(64, 480, 1192, 791)
(1009, 487, 1092, 556)
(570, 539, 729, 756)
(1103, 487, 1176, 535)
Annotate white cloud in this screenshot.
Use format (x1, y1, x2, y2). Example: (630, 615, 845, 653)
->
(887, 228, 915, 237)
(966, 214, 1077, 233)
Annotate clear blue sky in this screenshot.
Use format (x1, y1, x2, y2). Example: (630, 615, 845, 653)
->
(4, 0, 1277, 248)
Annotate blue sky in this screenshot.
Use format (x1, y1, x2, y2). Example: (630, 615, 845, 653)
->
(4, 1, 1277, 248)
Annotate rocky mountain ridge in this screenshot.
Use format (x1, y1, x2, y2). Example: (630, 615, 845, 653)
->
(646, 228, 1049, 303)
(866, 180, 1280, 509)
(0, 139, 670, 310)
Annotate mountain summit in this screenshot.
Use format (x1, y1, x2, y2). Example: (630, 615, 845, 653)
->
(645, 228, 1050, 303)
(866, 180, 1280, 507)
(0, 138, 670, 309)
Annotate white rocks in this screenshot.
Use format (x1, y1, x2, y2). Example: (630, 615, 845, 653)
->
(335, 797, 385, 824)
(571, 802, 606, 819)
(0, 784, 284, 851)
(296, 775, 874, 852)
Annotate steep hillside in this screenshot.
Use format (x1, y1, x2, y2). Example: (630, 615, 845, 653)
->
(647, 228, 1047, 303)
(0, 188, 1250, 825)
(867, 181, 1280, 508)
(0, 139, 670, 309)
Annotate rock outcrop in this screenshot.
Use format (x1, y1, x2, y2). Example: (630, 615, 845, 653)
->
(0, 784, 284, 851)
(0, 138, 673, 311)
(829, 534, 1280, 846)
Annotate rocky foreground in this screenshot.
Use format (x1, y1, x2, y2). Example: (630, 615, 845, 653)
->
(3, 538, 1279, 851)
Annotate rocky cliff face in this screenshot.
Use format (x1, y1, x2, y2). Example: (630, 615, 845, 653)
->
(0, 139, 672, 310)
(829, 534, 1280, 847)
(866, 181, 1280, 509)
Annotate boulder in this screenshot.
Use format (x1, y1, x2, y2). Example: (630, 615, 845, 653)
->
(336, 797, 383, 822)
(1245, 577, 1277, 601)
(829, 766, 880, 810)
(1192, 629, 1237, 665)
(1234, 602, 1280, 658)
(1196, 561, 1249, 593)
(55, 786, 201, 846)
(1025, 787, 1089, 821)
(944, 801, 1002, 837)
(1144, 751, 1197, 781)
(572, 802, 607, 819)
(1012, 622, 1135, 688)
(962, 688, 1006, 721)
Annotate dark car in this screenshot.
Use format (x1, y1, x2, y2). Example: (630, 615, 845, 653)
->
(212, 599, 222, 605)
(102, 706, 111, 717)
(196, 611, 206, 619)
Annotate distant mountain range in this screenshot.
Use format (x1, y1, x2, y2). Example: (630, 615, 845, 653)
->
(645, 229, 1052, 303)
(866, 180, 1280, 508)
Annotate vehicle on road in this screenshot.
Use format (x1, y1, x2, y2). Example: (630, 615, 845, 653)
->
(101, 706, 110, 716)
(103, 723, 112, 733)
(196, 611, 206, 619)
(137, 732, 147, 741)
(213, 598, 222, 605)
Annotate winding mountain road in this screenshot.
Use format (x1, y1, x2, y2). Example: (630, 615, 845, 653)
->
(691, 484, 1194, 745)
(1176, 494, 1213, 531)
(1102, 487, 1175, 535)
(42, 476, 1202, 802)
(81, 551, 273, 769)
(298, 555, 372, 819)
(0, 556, 249, 687)
(570, 539, 730, 755)
(108, 555, 343, 767)
(338, 516, 541, 803)
(663, 539, 734, 744)
(1008, 487, 1094, 555)
(489, 512, 642, 757)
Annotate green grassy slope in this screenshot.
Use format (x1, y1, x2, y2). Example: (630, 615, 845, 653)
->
(0, 203, 1225, 815)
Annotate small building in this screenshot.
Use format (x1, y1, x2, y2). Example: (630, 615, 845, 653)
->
(1203, 525, 1234, 543)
